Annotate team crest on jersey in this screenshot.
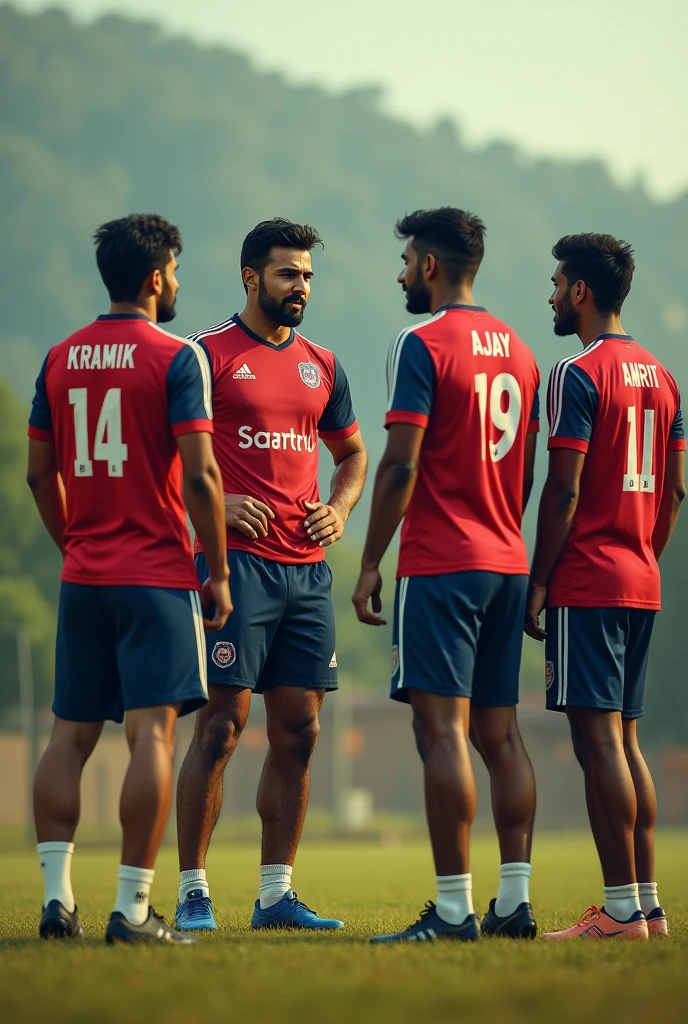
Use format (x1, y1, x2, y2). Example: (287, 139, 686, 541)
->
(212, 641, 236, 668)
(298, 361, 321, 389)
(545, 660, 554, 690)
(391, 645, 399, 675)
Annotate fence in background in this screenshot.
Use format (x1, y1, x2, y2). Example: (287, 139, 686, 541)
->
(2, 689, 688, 843)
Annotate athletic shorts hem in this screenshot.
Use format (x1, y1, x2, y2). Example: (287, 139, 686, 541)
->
(122, 692, 207, 716)
(547, 699, 628, 715)
(391, 683, 472, 704)
(51, 704, 118, 725)
(206, 676, 257, 690)
(470, 699, 519, 709)
(259, 678, 338, 692)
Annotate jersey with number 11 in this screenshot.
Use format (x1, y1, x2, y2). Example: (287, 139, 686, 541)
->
(547, 334, 685, 609)
(386, 304, 540, 578)
(28, 314, 213, 589)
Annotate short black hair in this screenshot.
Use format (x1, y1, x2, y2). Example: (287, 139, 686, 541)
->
(552, 233, 635, 314)
(93, 213, 182, 303)
(395, 207, 486, 284)
(240, 218, 323, 286)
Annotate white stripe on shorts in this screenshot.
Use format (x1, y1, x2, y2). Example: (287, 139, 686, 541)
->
(396, 576, 409, 690)
(189, 590, 208, 698)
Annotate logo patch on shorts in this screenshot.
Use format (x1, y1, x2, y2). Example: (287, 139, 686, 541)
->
(329, 652, 337, 668)
(391, 645, 399, 675)
(212, 641, 236, 668)
(298, 361, 321, 389)
(545, 660, 554, 690)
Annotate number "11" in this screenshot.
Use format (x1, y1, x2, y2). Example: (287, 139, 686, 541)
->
(623, 406, 655, 493)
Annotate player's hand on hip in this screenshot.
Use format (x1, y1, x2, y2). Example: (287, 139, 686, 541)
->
(304, 501, 346, 547)
(352, 567, 387, 626)
(524, 581, 547, 641)
(224, 494, 275, 541)
(201, 576, 233, 632)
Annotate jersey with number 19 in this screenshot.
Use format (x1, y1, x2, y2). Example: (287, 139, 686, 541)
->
(386, 303, 540, 578)
(547, 333, 685, 609)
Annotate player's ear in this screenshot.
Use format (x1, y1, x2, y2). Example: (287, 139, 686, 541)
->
(572, 278, 587, 306)
(147, 268, 164, 298)
(242, 266, 259, 293)
(424, 252, 438, 280)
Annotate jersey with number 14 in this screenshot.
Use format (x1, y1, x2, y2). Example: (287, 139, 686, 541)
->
(386, 304, 540, 578)
(547, 334, 685, 609)
(27, 314, 213, 590)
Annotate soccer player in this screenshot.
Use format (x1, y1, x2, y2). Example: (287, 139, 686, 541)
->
(526, 233, 685, 940)
(352, 207, 540, 943)
(27, 214, 231, 945)
(175, 218, 367, 931)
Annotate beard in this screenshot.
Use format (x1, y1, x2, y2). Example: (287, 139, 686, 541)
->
(157, 278, 177, 324)
(258, 277, 306, 327)
(403, 275, 432, 315)
(553, 291, 579, 336)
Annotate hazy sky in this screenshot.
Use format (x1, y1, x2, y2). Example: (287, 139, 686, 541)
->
(15, 0, 688, 199)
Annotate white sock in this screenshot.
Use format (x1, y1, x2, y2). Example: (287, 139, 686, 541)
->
(436, 874, 474, 925)
(638, 881, 661, 915)
(604, 882, 642, 923)
(114, 865, 155, 926)
(495, 862, 532, 917)
(37, 841, 75, 913)
(259, 864, 292, 909)
(179, 869, 209, 903)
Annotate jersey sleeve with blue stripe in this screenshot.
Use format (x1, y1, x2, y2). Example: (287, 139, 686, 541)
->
(385, 331, 436, 428)
(530, 389, 540, 428)
(28, 354, 53, 439)
(547, 361, 598, 452)
(670, 406, 685, 446)
(318, 358, 358, 440)
(167, 342, 214, 437)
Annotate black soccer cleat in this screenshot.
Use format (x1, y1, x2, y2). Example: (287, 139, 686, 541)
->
(39, 900, 84, 940)
(105, 906, 197, 945)
(480, 898, 537, 939)
(370, 901, 481, 944)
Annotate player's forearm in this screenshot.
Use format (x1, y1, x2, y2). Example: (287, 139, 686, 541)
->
(361, 456, 417, 570)
(185, 466, 229, 582)
(530, 477, 579, 586)
(328, 450, 368, 523)
(652, 490, 685, 560)
(27, 471, 67, 555)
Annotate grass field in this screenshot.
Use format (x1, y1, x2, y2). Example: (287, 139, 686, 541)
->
(1, 830, 687, 1024)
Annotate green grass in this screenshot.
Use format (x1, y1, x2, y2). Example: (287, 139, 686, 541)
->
(1, 831, 687, 1023)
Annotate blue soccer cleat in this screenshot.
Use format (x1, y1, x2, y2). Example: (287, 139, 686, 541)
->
(370, 901, 481, 944)
(251, 890, 344, 930)
(175, 888, 218, 931)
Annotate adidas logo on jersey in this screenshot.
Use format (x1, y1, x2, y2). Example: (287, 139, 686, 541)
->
(233, 363, 256, 379)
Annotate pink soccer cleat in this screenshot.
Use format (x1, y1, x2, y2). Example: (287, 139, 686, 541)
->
(646, 907, 668, 936)
(542, 905, 648, 941)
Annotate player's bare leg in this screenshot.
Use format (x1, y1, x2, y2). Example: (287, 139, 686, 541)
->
(567, 707, 637, 885)
(120, 704, 180, 868)
(257, 686, 324, 866)
(410, 691, 475, 875)
(470, 705, 535, 863)
(33, 718, 102, 937)
(176, 684, 251, 869)
(623, 718, 665, 931)
(470, 705, 537, 936)
(34, 717, 104, 844)
(249, 686, 343, 930)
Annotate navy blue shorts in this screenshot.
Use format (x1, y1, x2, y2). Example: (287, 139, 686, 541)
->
(196, 551, 337, 692)
(544, 607, 656, 719)
(391, 571, 528, 705)
(54, 583, 208, 724)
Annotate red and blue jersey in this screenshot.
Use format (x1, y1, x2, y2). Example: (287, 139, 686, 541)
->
(386, 304, 540, 578)
(547, 334, 685, 609)
(28, 313, 213, 590)
(189, 314, 358, 563)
